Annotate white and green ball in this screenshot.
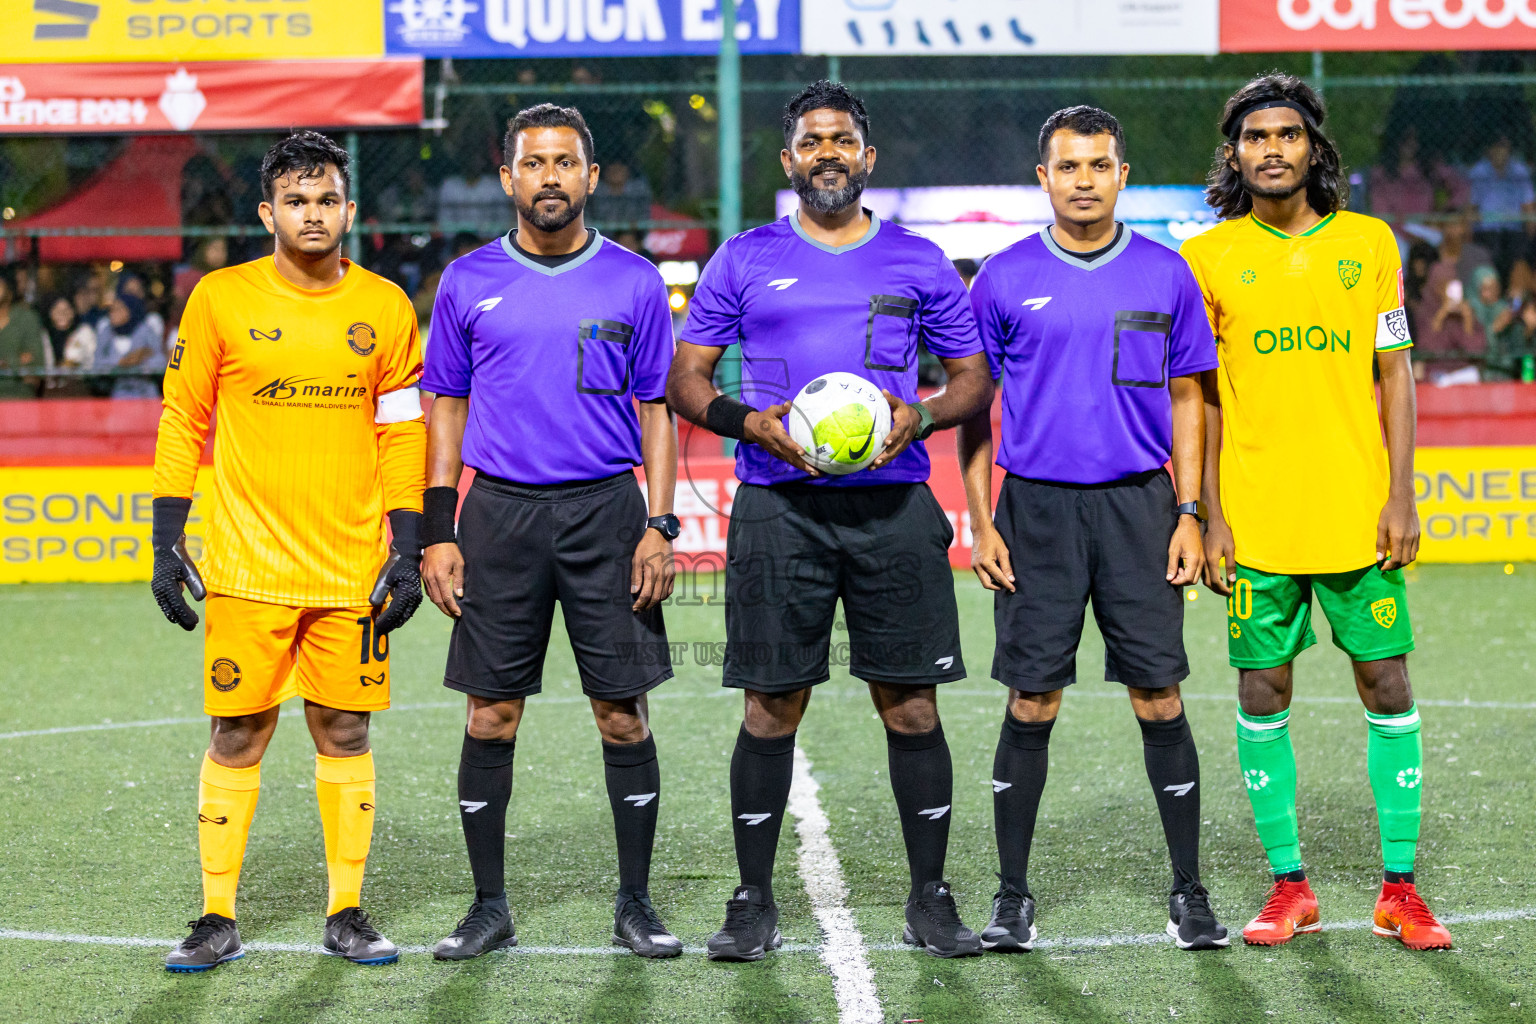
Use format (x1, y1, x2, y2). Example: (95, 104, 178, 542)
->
(786, 372, 892, 475)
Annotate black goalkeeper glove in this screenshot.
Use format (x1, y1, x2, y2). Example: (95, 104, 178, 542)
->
(150, 496, 206, 631)
(371, 509, 424, 636)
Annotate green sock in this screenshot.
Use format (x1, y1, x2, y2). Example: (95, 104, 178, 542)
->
(1366, 704, 1423, 874)
(1236, 709, 1302, 875)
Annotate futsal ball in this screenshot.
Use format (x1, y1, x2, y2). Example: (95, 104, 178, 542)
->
(786, 372, 892, 475)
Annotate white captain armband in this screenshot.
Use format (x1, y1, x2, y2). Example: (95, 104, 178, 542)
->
(1375, 307, 1412, 351)
(375, 386, 424, 424)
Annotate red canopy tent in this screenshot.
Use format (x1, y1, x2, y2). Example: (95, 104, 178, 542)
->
(15, 134, 196, 262)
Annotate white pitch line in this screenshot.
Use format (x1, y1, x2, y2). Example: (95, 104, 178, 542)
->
(788, 746, 882, 1024)
(936, 689, 1536, 711)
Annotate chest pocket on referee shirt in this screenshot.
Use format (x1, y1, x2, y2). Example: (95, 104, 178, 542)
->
(577, 318, 634, 396)
(1112, 310, 1172, 388)
(865, 294, 917, 372)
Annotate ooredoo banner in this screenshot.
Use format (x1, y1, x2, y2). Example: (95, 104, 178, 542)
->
(801, 0, 1217, 55)
(2, 0, 384, 63)
(1221, 0, 1536, 51)
(0, 59, 424, 134)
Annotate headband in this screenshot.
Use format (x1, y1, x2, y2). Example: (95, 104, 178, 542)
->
(1225, 99, 1319, 141)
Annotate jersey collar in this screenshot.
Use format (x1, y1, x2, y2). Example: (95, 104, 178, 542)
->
(499, 228, 606, 277)
(1038, 221, 1133, 271)
(789, 209, 881, 254)
(1249, 210, 1337, 240)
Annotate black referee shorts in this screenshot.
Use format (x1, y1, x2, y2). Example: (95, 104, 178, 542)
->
(723, 482, 965, 693)
(991, 468, 1188, 693)
(443, 470, 672, 703)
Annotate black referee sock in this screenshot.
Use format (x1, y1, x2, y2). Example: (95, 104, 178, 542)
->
(993, 710, 1055, 897)
(887, 724, 953, 901)
(603, 733, 661, 897)
(729, 726, 796, 905)
(458, 732, 517, 901)
(1139, 712, 1203, 890)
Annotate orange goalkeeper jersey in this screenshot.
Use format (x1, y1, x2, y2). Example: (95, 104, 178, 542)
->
(154, 257, 426, 606)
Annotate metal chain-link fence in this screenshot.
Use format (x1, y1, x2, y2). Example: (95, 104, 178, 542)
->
(3, 49, 1534, 387)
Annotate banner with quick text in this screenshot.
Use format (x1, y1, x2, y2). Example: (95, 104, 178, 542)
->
(3, 0, 384, 63)
(386, 0, 797, 57)
(9, 447, 1533, 584)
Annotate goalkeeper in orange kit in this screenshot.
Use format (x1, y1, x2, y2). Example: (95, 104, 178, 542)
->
(149, 131, 427, 972)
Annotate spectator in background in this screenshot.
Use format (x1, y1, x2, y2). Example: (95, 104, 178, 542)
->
(1437, 209, 1495, 291)
(1485, 297, 1536, 381)
(1409, 246, 1486, 381)
(93, 286, 163, 398)
(438, 138, 510, 233)
(952, 258, 979, 289)
(589, 161, 653, 228)
(42, 293, 96, 397)
(1470, 266, 1532, 380)
(0, 265, 45, 398)
(174, 236, 228, 303)
(1369, 126, 1469, 245)
(413, 232, 484, 353)
(1468, 134, 1536, 279)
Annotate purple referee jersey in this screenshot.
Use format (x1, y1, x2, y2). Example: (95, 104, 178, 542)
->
(683, 212, 983, 487)
(423, 231, 673, 485)
(970, 225, 1217, 485)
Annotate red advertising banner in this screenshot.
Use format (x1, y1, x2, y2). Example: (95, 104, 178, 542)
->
(0, 58, 423, 134)
(1221, 0, 1536, 51)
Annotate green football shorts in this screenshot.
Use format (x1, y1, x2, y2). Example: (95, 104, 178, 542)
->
(1226, 564, 1415, 669)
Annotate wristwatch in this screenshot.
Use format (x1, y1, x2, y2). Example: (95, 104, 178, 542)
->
(912, 401, 936, 441)
(645, 513, 681, 541)
(1176, 501, 1204, 523)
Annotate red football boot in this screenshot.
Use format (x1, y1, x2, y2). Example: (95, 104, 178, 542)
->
(1373, 881, 1453, 950)
(1242, 878, 1322, 946)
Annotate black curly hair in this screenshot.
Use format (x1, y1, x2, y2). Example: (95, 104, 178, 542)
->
(782, 80, 870, 148)
(1206, 73, 1349, 220)
(260, 129, 351, 203)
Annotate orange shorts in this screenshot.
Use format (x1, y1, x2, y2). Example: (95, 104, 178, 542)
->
(203, 593, 391, 717)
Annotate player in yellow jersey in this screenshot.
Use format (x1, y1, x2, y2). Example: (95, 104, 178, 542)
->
(150, 131, 427, 971)
(1182, 74, 1452, 952)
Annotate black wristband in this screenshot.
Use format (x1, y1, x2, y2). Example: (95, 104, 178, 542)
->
(151, 496, 192, 553)
(387, 508, 423, 559)
(421, 486, 460, 547)
(705, 394, 756, 441)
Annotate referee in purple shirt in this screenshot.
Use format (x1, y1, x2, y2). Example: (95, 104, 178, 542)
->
(959, 106, 1228, 953)
(668, 82, 995, 960)
(418, 105, 683, 961)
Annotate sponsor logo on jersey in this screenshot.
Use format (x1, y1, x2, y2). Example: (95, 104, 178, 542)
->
(360, 673, 385, 687)
(1252, 326, 1352, 354)
(249, 328, 283, 342)
(1022, 297, 1052, 310)
(253, 375, 370, 402)
(210, 657, 241, 692)
(934, 655, 954, 670)
(168, 340, 185, 370)
(360, 802, 374, 811)
(474, 297, 503, 313)
(347, 322, 377, 356)
(1241, 269, 1257, 284)
(1371, 597, 1397, 629)
(767, 278, 798, 291)
(1338, 259, 1362, 290)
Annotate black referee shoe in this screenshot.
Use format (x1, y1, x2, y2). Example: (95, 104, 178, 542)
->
(433, 895, 517, 960)
(980, 878, 1037, 952)
(1167, 883, 1229, 951)
(706, 885, 781, 962)
(904, 881, 982, 958)
(613, 892, 682, 958)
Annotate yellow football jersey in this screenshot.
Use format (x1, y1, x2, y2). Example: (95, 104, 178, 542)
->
(153, 257, 426, 606)
(1181, 210, 1412, 575)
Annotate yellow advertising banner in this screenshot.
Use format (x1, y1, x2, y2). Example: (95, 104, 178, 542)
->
(3, 0, 382, 64)
(1413, 446, 1536, 564)
(3, 450, 1535, 584)
(1, 466, 216, 584)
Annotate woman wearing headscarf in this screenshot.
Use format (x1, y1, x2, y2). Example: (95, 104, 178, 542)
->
(93, 286, 165, 397)
(42, 293, 98, 395)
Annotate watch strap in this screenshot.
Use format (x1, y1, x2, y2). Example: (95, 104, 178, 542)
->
(912, 401, 936, 441)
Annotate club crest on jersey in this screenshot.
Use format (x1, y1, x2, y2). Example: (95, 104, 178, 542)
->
(1338, 259, 1362, 290)
(210, 658, 242, 692)
(347, 322, 377, 356)
(1371, 598, 1397, 629)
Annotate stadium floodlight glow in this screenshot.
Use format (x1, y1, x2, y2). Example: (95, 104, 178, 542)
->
(658, 260, 699, 286)
(668, 289, 688, 312)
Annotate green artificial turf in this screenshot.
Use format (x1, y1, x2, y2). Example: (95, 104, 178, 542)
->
(1, 565, 1532, 1023)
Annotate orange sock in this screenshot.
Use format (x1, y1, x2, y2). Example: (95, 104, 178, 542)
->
(315, 751, 376, 916)
(198, 755, 261, 919)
